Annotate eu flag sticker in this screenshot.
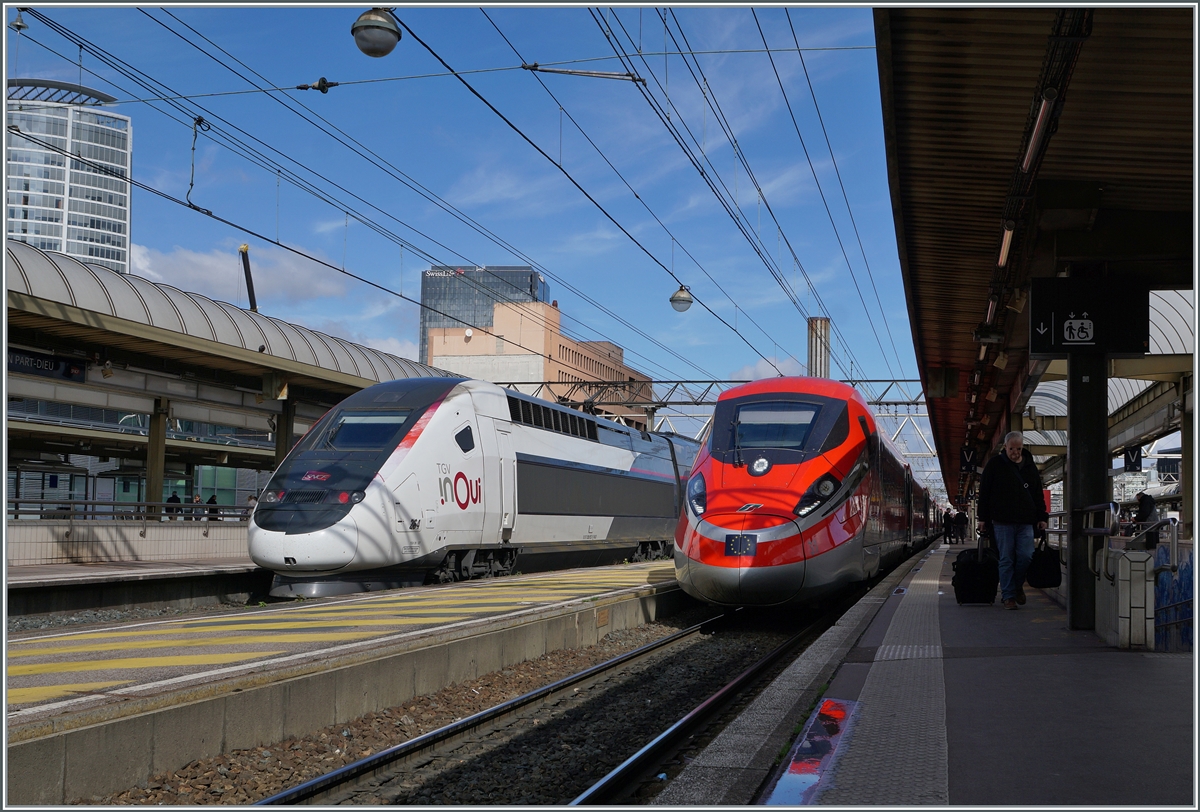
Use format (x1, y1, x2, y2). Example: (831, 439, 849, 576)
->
(725, 534, 757, 556)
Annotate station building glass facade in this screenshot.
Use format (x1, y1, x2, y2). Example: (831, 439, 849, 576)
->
(419, 266, 548, 365)
(6, 80, 132, 273)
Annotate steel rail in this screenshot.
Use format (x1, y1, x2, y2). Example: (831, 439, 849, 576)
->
(569, 611, 832, 805)
(255, 612, 726, 805)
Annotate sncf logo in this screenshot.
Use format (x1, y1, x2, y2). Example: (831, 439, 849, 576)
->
(301, 471, 331, 482)
(439, 471, 481, 510)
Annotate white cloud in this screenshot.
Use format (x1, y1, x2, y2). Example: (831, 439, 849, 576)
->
(296, 317, 420, 364)
(130, 243, 346, 305)
(730, 355, 805, 380)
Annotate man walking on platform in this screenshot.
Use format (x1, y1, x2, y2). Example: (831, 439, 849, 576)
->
(943, 507, 954, 543)
(977, 431, 1048, 610)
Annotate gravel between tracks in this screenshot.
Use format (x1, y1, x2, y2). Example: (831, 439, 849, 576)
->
(74, 606, 716, 806)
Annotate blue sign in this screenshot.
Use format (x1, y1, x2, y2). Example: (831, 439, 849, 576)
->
(8, 349, 86, 383)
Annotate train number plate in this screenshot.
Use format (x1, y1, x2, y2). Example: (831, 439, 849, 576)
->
(725, 534, 757, 556)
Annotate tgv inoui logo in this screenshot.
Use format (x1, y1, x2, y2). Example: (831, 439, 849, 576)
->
(438, 466, 481, 510)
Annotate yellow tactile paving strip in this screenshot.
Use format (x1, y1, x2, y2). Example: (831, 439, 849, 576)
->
(6, 563, 674, 713)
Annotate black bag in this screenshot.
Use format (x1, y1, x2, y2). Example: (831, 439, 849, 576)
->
(1026, 533, 1062, 589)
(951, 539, 999, 604)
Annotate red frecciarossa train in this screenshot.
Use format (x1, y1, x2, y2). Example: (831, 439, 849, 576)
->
(675, 376, 935, 606)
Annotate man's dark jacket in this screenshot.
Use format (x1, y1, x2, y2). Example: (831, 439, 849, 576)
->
(1135, 493, 1157, 523)
(978, 448, 1049, 526)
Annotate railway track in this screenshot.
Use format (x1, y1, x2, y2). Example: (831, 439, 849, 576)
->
(255, 595, 858, 806)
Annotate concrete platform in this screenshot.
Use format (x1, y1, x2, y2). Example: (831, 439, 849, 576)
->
(7, 558, 273, 616)
(7, 562, 684, 804)
(657, 543, 1194, 806)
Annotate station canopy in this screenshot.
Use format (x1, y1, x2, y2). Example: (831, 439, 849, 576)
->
(874, 7, 1193, 501)
(6, 240, 452, 469)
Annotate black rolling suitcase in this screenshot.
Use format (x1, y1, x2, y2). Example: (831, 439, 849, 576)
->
(951, 526, 999, 604)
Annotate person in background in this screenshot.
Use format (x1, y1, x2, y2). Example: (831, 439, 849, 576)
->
(943, 507, 954, 543)
(245, 494, 258, 518)
(207, 493, 219, 519)
(188, 493, 203, 521)
(166, 491, 181, 518)
(953, 509, 968, 544)
(977, 431, 1049, 610)
(1135, 491, 1159, 550)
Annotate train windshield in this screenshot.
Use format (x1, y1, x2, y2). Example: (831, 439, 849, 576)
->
(316, 410, 414, 450)
(734, 402, 819, 451)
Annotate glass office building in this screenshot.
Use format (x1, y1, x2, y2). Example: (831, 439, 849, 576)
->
(419, 266, 549, 364)
(6, 79, 132, 273)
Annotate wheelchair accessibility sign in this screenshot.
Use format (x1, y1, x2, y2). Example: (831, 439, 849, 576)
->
(1062, 313, 1094, 346)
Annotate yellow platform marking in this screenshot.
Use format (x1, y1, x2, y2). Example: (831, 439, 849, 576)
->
(8, 681, 133, 705)
(9, 632, 385, 658)
(10, 651, 286, 677)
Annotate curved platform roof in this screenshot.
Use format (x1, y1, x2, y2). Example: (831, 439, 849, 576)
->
(6, 240, 450, 397)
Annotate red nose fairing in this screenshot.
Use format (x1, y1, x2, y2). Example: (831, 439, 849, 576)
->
(673, 377, 873, 606)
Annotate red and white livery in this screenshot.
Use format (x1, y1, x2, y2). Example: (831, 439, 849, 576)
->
(675, 377, 934, 606)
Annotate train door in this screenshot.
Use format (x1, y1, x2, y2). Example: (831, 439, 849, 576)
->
(496, 425, 516, 540)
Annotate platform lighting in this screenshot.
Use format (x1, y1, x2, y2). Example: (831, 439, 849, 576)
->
(985, 294, 999, 325)
(972, 370, 982, 386)
(1021, 87, 1059, 173)
(977, 344, 988, 362)
(351, 8, 401, 57)
(997, 220, 1017, 268)
(669, 285, 693, 312)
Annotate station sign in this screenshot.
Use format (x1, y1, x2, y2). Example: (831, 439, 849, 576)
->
(1029, 278, 1149, 358)
(1124, 446, 1143, 472)
(960, 446, 979, 473)
(7, 349, 86, 383)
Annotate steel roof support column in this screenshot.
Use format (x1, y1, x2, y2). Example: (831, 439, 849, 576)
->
(1180, 376, 1193, 540)
(1066, 353, 1106, 629)
(274, 399, 298, 469)
(146, 398, 169, 515)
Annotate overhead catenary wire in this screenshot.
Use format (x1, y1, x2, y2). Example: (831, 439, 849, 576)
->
(24, 9, 698, 385)
(755, 7, 909, 376)
(600, 8, 888, 392)
(386, 13, 783, 375)
(480, 9, 806, 375)
(661, 8, 894, 384)
(9, 127, 636, 389)
(594, 11, 875, 384)
(140, 7, 716, 383)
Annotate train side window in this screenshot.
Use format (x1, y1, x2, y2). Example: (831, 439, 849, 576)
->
(507, 396, 521, 423)
(520, 399, 533, 425)
(586, 419, 598, 441)
(569, 413, 579, 436)
(552, 410, 562, 432)
(455, 426, 474, 453)
(818, 406, 850, 454)
(532, 404, 544, 428)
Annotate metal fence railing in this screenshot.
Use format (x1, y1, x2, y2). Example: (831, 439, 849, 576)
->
(7, 499, 251, 539)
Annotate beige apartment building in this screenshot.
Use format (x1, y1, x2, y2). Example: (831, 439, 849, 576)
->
(427, 300, 654, 429)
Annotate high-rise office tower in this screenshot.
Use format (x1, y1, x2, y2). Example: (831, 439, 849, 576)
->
(6, 79, 132, 273)
(419, 266, 547, 365)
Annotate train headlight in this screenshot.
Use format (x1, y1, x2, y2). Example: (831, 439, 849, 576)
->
(350, 490, 366, 504)
(749, 456, 771, 476)
(262, 490, 285, 504)
(794, 475, 841, 517)
(687, 472, 706, 516)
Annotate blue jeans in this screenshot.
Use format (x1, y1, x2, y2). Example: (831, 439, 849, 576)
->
(992, 522, 1035, 601)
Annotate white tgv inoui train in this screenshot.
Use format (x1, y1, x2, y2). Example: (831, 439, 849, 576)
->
(249, 377, 700, 597)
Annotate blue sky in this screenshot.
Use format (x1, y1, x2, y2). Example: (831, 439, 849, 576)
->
(6, 5, 918, 386)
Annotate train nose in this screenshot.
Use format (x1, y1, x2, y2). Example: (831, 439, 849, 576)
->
(249, 513, 359, 573)
(680, 512, 806, 606)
